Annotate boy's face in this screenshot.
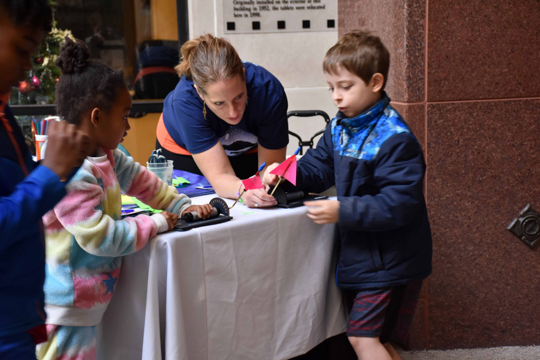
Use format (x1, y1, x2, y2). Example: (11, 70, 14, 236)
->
(326, 65, 383, 119)
(0, 14, 45, 94)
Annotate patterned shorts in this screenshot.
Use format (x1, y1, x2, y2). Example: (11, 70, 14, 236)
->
(344, 280, 423, 345)
(36, 324, 97, 360)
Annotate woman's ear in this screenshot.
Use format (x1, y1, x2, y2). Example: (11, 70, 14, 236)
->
(193, 84, 205, 102)
(90, 108, 101, 128)
(370, 73, 385, 93)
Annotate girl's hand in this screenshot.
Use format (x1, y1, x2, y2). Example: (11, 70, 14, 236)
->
(160, 211, 179, 231)
(242, 188, 277, 208)
(304, 200, 340, 224)
(262, 163, 280, 186)
(182, 204, 214, 219)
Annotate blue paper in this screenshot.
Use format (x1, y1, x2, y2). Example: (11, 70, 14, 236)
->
(173, 170, 215, 197)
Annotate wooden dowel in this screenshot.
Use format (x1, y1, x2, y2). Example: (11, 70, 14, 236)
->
(269, 177, 283, 196)
(229, 189, 245, 209)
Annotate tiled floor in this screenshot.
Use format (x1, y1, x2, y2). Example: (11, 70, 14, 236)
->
(292, 334, 540, 360)
(398, 346, 540, 360)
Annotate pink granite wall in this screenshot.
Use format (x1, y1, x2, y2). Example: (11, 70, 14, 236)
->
(339, 0, 540, 350)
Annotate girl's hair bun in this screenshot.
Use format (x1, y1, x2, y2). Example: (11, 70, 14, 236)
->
(55, 37, 90, 75)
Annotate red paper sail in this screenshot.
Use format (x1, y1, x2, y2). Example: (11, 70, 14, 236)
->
(242, 174, 264, 190)
(270, 155, 297, 185)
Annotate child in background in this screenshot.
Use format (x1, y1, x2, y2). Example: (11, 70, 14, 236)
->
(0, 1, 91, 359)
(264, 31, 432, 360)
(36, 38, 213, 360)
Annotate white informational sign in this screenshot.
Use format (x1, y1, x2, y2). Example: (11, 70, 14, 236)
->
(223, 0, 337, 34)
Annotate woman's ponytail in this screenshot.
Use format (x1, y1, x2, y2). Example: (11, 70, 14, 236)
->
(175, 34, 244, 95)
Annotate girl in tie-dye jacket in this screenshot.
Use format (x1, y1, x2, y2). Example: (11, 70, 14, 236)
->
(37, 38, 213, 360)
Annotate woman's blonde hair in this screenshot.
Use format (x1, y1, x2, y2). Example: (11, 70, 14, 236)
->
(175, 34, 245, 95)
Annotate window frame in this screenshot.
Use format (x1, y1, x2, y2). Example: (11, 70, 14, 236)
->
(10, 0, 189, 117)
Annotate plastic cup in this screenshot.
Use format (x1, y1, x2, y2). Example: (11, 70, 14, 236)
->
(147, 160, 173, 186)
(35, 135, 48, 161)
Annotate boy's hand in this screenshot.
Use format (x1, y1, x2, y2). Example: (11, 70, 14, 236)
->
(243, 188, 277, 208)
(262, 162, 280, 186)
(304, 200, 340, 224)
(42, 121, 92, 178)
(160, 211, 179, 231)
(182, 204, 214, 219)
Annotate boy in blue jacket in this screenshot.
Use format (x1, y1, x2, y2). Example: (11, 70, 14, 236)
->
(0, 1, 90, 358)
(265, 31, 432, 360)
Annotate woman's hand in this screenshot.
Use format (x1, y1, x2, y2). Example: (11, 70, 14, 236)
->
(182, 204, 214, 219)
(242, 188, 277, 208)
(262, 162, 280, 186)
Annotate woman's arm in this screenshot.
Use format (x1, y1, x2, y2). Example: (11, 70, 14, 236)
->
(191, 142, 280, 207)
(257, 144, 286, 180)
(192, 141, 243, 199)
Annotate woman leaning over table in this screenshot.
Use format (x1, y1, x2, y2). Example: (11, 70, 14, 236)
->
(156, 34, 288, 208)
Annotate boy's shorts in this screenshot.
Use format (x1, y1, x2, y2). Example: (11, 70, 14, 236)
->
(344, 280, 423, 345)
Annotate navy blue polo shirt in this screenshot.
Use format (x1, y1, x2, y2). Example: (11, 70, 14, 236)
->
(162, 62, 289, 156)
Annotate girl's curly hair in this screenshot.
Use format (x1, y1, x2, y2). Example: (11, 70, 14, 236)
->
(55, 37, 126, 124)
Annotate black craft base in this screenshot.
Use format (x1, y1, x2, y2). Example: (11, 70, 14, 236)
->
(269, 186, 328, 208)
(174, 215, 233, 231)
(276, 194, 329, 208)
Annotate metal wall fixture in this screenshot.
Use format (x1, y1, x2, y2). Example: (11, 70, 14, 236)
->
(507, 204, 540, 249)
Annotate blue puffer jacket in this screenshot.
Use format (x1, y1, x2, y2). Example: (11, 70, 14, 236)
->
(296, 93, 432, 290)
(0, 100, 67, 338)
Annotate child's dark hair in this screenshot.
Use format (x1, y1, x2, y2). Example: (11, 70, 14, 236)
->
(55, 37, 126, 125)
(0, 0, 52, 32)
(323, 30, 390, 90)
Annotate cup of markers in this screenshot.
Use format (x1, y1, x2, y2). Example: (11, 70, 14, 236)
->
(147, 149, 174, 186)
(32, 118, 57, 160)
(35, 135, 48, 161)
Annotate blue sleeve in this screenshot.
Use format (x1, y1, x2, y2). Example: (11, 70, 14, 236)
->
(0, 165, 66, 252)
(257, 84, 289, 150)
(338, 133, 426, 231)
(172, 98, 219, 154)
(295, 125, 335, 193)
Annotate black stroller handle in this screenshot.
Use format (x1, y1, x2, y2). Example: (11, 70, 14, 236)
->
(287, 110, 331, 155)
(287, 110, 330, 123)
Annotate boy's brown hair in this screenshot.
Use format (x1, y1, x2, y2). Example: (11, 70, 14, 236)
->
(323, 30, 390, 90)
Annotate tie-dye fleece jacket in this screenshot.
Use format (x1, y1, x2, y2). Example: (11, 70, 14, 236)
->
(42, 148, 191, 326)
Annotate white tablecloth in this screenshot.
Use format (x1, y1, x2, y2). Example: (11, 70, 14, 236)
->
(100, 195, 347, 360)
